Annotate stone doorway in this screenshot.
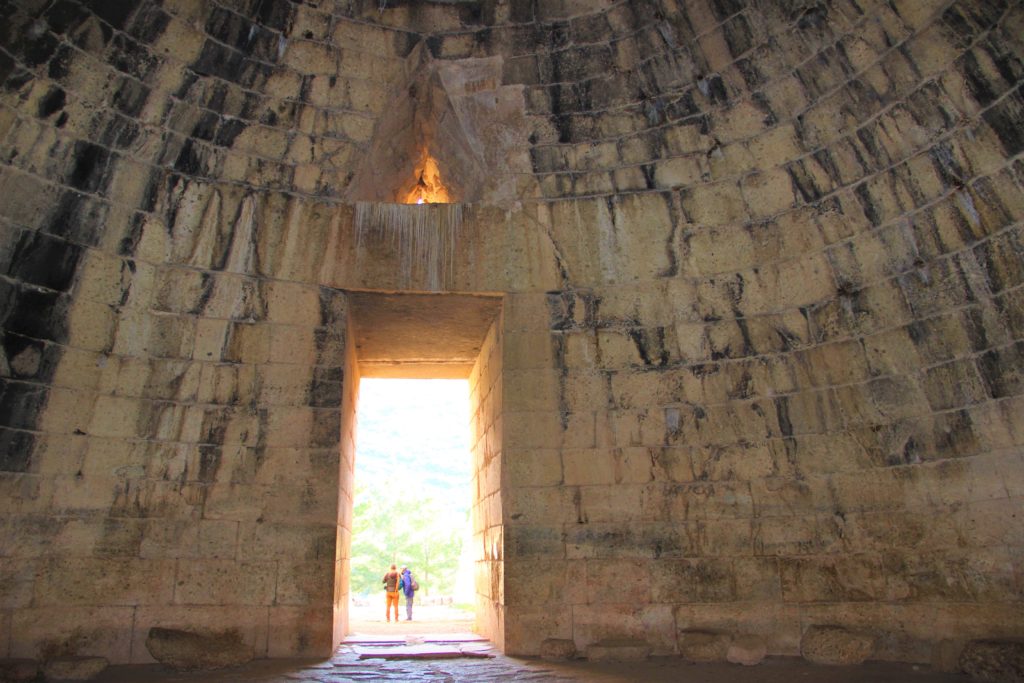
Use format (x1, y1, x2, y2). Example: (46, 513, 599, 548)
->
(335, 291, 505, 650)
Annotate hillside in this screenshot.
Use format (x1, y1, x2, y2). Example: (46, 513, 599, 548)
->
(354, 378, 472, 498)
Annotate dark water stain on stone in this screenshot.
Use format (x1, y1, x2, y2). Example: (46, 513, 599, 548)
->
(4, 287, 70, 344)
(174, 139, 204, 176)
(309, 367, 343, 408)
(85, 0, 138, 30)
(8, 230, 82, 292)
(67, 141, 111, 194)
(37, 86, 66, 118)
(197, 444, 223, 483)
(628, 327, 670, 367)
(976, 342, 1024, 399)
(982, 87, 1024, 156)
(774, 396, 793, 437)
(94, 518, 145, 557)
(0, 427, 36, 472)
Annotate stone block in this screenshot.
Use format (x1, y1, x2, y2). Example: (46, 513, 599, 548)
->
(654, 156, 702, 189)
(173, 560, 275, 606)
(741, 168, 794, 219)
(539, 638, 576, 660)
(650, 558, 735, 603)
(563, 484, 643, 525)
(800, 625, 875, 665)
(11, 607, 134, 662)
(570, 603, 674, 655)
(586, 638, 650, 662)
(192, 318, 229, 361)
(681, 182, 748, 225)
(959, 640, 1024, 682)
(932, 639, 965, 673)
(679, 630, 731, 662)
(41, 656, 108, 681)
(562, 449, 616, 486)
(727, 635, 767, 666)
(504, 488, 564, 528)
(267, 606, 334, 658)
(33, 558, 175, 607)
(504, 559, 570, 605)
(504, 449, 562, 488)
(145, 628, 252, 671)
(675, 604, 801, 655)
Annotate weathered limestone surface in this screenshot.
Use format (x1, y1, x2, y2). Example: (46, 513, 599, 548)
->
(727, 635, 768, 666)
(40, 656, 109, 681)
(540, 638, 577, 660)
(0, 0, 1022, 669)
(679, 630, 732, 663)
(585, 638, 652, 662)
(801, 625, 876, 665)
(145, 627, 252, 671)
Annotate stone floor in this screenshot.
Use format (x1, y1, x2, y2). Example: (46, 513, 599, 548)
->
(91, 635, 971, 682)
(347, 602, 475, 635)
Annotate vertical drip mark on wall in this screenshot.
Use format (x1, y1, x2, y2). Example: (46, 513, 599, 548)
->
(353, 202, 463, 291)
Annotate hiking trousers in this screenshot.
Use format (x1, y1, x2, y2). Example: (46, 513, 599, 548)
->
(385, 591, 400, 621)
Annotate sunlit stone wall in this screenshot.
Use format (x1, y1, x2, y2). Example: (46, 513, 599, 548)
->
(0, 0, 1022, 668)
(469, 309, 505, 648)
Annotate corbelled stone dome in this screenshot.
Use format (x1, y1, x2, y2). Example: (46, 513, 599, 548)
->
(0, 0, 1022, 670)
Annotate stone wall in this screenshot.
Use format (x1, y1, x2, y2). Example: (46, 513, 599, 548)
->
(469, 308, 505, 648)
(333, 309, 360, 651)
(0, 0, 1022, 668)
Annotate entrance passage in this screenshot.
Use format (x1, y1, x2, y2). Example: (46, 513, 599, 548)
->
(348, 378, 474, 635)
(337, 291, 504, 648)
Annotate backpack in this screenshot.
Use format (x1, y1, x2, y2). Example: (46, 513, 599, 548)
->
(411, 577, 419, 591)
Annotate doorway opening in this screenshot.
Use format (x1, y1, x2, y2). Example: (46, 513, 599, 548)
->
(347, 377, 474, 634)
(334, 291, 505, 648)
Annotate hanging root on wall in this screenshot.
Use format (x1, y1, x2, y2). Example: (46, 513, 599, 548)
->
(353, 202, 464, 291)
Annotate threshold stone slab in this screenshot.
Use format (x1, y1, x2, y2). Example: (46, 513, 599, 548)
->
(356, 644, 494, 660)
(343, 632, 485, 645)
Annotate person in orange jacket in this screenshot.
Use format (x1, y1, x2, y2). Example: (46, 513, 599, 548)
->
(382, 564, 400, 622)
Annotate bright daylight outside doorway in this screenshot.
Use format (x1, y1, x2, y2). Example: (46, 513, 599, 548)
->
(348, 378, 475, 635)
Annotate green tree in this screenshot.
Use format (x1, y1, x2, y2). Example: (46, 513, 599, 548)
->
(349, 477, 466, 597)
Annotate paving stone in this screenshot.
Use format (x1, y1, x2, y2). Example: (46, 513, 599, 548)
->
(959, 640, 1024, 683)
(0, 659, 40, 682)
(42, 657, 109, 681)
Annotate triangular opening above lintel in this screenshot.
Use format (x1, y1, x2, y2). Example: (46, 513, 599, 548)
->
(346, 42, 486, 205)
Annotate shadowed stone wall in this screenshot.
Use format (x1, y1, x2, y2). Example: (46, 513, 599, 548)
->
(0, 0, 1022, 668)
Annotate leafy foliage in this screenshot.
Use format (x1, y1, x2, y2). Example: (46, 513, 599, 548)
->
(350, 478, 466, 596)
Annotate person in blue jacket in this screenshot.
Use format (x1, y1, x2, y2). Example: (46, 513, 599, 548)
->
(398, 566, 417, 621)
